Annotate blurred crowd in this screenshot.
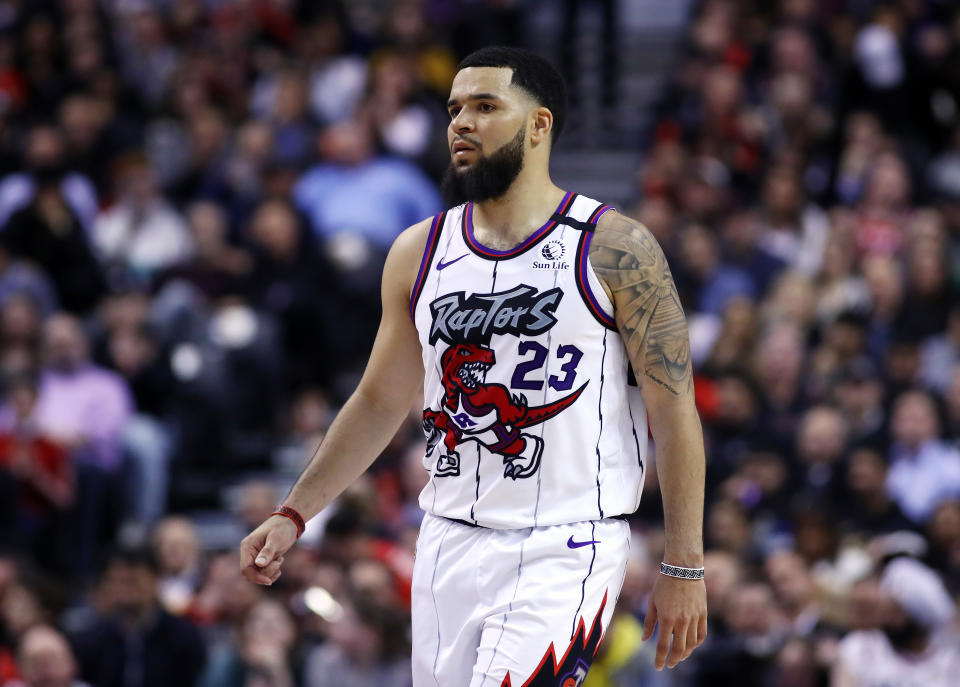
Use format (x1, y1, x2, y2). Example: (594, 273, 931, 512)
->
(622, 0, 960, 685)
(0, 0, 959, 686)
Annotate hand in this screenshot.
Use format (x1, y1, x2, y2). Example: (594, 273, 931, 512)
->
(642, 573, 707, 670)
(239, 515, 297, 585)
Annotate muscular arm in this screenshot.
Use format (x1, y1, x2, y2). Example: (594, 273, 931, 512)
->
(590, 211, 704, 567)
(242, 219, 429, 581)
(280, 220, 431, 522)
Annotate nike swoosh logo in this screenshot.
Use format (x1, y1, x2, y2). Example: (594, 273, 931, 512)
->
(437, 254, 468, 270)
(567, 536, 601, 549)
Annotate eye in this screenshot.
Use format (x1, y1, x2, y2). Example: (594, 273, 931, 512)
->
(448, 106, 461, 118)
(479, 102, 495, 113)
(458, 349, 470, 356)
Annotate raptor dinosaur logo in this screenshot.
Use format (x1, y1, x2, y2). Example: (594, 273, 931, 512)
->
(422, 343, 586, 479)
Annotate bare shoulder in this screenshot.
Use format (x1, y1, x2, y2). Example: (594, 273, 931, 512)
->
(391, 216, 436, 266)
(590, 211, 692, 397)
(385, 216, 437, 297)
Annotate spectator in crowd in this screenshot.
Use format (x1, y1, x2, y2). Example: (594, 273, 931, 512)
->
(302, 593, 411, 687)
(833, 557, 960, 686)
(199, 598, 301, 687)
(861, 253, 903, 360)
(793, 405, 849, 503)
(189, 551, 264, 642)
(0, 247, 57, 320)
(0, 124, 98, 231)
(674, 222, 755, 317)
(151, 516, 203, 617)
(832, 357, 885, 446)
(855, 151, 912, 258)
(926, 499, 960, 593)
(155, 200, 250, 303)
(5, 624, 90, 687)
(99, 318, 175, 531)
(947, 363, 960, 442)
(0, 294, 43, 380)
(756, 164, 831, 277)
(0, 167, 105, 314)
(886, 389, 960, 525)
(301, 10, 367, 127)
(292, 116, 442, 251)
(719, 211, 787, 297)
(693, 581, 785, 686)
(839, 446, 914, 537)
(365, 52, 449, 177)
(33, 314, 132, 474)
(253, 67, 316, 169)
(68, 548, 206, 687)
(893, 232, 957, 341)
(764, 550, 824, 637)
(0, 374, 73, 568)
(92, 152, 193, 289)
(28, 314, 133, 576)
(244, 198, 343, 389)
(919, 304, 960, 395)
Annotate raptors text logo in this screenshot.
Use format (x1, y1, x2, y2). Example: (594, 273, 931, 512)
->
(428, 286, 562, 345)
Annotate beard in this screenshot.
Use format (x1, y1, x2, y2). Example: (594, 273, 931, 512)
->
(441, 126, 525, 207)
(882, 620, 928, 652)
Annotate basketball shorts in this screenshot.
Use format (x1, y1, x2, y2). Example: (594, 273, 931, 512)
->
(411, 512, 631, 687)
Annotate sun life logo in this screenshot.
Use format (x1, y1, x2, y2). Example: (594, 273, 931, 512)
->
(534, 241, 568, 270)
(541, 241, 565, 261)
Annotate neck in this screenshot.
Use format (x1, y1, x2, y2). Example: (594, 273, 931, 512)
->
(471, 167, 565, 244)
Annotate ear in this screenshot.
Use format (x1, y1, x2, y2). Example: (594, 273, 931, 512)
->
(529, 106, 553, 147)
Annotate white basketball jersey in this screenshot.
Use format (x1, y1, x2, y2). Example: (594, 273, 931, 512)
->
(410, 192, 648, 529)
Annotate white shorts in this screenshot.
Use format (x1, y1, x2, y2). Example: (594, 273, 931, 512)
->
(411, 513, 630, 687)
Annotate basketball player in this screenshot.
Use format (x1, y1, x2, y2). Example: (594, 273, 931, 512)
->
(241, 46, 707, 686)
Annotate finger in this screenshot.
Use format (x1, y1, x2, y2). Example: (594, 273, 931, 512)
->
(239, 536, 261, 569)
(642, 602, 658, 642)
(684, 621, 698, 660)
(255, 543, 277, 568)
(257, 557, 285, 579)
(698, 614, 708, 645)
(668, 621, 687, 668)
(655, 620, 673, 671)
(241, 565, 274, 585)
(242, 556, 285, 586)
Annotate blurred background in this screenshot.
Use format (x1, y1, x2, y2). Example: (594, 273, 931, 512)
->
(0, 0, 958, 685)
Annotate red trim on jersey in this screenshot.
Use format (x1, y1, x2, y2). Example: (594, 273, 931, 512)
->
(575, 231, 617, 330)
(409, 212, 445, 320)
(587, 203, 613, 224)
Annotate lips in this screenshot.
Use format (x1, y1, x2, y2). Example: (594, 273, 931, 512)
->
(452, 140, 477, 153)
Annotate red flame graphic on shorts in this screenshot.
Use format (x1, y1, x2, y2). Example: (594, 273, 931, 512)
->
(500, 591, 607, 687)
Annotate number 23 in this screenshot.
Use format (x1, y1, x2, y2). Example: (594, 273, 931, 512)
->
(510, 341, 583, 392)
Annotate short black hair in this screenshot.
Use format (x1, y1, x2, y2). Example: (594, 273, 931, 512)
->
(457, 46, 567, 143)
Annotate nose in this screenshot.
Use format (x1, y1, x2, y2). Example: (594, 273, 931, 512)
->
(451, 109, 474, 134)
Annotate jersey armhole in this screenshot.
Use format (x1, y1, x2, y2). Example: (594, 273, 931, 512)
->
(574, 206, 617, 330)
(409, 211, 446, 321)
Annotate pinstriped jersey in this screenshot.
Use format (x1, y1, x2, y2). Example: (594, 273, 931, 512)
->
(410, 192, 648, 529)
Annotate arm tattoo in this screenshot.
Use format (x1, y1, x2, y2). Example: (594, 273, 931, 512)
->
(589, 214, 692, 396)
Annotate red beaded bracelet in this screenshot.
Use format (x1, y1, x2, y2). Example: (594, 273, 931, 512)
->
(271, 505, 305, 539)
